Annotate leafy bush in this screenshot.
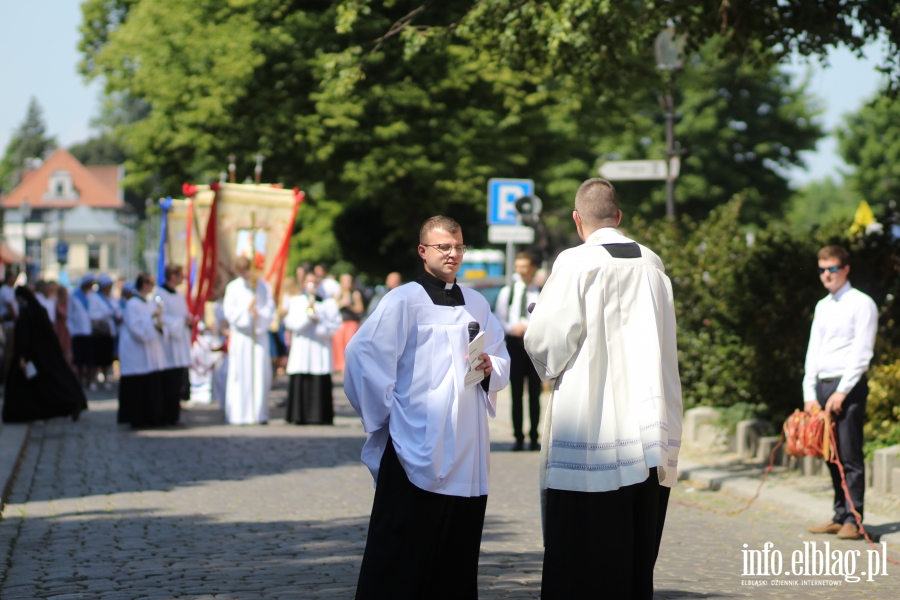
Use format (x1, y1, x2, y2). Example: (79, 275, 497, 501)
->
(626, 196, 900, 429)
(864, 360, 900, 460)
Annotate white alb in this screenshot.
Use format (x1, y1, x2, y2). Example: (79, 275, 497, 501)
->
(524, 227, 683, 494)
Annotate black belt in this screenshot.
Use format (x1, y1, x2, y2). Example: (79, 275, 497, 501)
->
(818, 377, 839, 384)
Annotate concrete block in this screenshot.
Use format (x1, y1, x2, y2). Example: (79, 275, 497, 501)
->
(872, 445, 900, 494)
(683, 407, 720, 443)
(892, 468, 900, 497)
(756, 436, 783, 464)
(736, 419, 769, 458)
(802, 455, 823, 476)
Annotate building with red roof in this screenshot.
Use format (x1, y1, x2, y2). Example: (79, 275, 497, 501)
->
(1, 148, 136, 285)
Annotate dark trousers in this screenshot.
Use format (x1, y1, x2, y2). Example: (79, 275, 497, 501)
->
(507, 335, 542, 443)
(816, 376, 867, 524)
(542, 468, 670, 600)
(160, 367, 187, 425)
(355, 439, 488, 600)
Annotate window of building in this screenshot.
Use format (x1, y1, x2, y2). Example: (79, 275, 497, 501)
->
(43, 170, 79, 201)
(107, 244, 118, 269)
(88, 244, 101, 270)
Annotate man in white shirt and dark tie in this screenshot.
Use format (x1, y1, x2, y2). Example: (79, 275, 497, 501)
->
(494, 251, 543, 451)
(804, 245, 877, 541)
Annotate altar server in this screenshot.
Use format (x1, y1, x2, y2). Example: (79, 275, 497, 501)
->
(158, 264, 193, 424)
(345, 216, 510, 600)
(283, 272, 341, 424)
(223, 257, 275, 425)
(525, 178, 683, 600)
(118, 272, 167, 428)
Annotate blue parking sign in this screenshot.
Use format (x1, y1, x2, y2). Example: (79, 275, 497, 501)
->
(487, 178, 534, 226)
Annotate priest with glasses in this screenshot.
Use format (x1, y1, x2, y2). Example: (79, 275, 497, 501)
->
(345, 216, 510, 600)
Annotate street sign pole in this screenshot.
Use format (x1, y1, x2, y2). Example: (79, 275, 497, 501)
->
(487, 178, 534, 287)
(664, 93, 676, 219)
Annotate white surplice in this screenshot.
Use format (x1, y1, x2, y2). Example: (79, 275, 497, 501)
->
(524, 227, 683, 495)
(119, 296, 166, 376)
(344, 283, 511, 498)
(223, 276, 275, 424)
(156, 286, 192, 369)
(284, 293, 342, 375)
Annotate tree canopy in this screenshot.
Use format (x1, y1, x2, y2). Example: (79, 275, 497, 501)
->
(838, 94, 900, 214)
(0, 98, 57, 193)
(78, 0, 889, 276)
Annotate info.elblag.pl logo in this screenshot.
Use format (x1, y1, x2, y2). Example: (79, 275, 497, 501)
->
(741, 541, 891, 585)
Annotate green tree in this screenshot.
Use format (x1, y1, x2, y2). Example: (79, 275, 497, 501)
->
(78, 0, 585, 276)
(838, 95, 900, 213)
(786, 177, 860, 230)
(0, 98, 57, 192)
(591, 37, 822, 222)
(69, 135, 127, 167)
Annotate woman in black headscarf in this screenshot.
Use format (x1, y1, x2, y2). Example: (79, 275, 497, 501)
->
(2, 286, 87, 422)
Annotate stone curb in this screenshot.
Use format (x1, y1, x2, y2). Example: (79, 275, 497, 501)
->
(679, 461, 900, 547)
(0, 423, 31, 509)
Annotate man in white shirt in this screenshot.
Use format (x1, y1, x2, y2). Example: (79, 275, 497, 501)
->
(525, 178, 682, 600)
(803, 245, 877, 541)
(345, 216, 510, 600)
(494, 251, 543, 451)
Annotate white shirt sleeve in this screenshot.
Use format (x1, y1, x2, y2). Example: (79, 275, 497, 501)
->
(344, 292, 409, 434)
(837, 296, 878, 395)
(802, 304, 824, 403)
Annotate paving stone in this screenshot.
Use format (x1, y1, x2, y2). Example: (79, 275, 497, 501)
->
(1, 385, 898, 598)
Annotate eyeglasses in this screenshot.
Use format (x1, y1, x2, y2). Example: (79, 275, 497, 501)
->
(817, 266, 843, 274)
(422, 244, 467, 255)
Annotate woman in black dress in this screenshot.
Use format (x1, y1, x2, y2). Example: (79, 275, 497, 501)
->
(2, 286, 87, 423)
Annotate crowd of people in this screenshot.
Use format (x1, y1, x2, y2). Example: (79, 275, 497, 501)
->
(0, 257, 402, 430)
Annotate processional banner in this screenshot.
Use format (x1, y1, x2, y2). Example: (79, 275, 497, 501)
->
(167, 182, 304, 331)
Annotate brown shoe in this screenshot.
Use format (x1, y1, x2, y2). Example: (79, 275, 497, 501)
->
(836, 523, 861, 540)
(807, 521, 842, 534)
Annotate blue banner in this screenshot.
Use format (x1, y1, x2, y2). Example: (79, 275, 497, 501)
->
(158, 196, 172, 285)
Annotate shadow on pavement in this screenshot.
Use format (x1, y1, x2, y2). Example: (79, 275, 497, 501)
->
(2, 510, 544, 599)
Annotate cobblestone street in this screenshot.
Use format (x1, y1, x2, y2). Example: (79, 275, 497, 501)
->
(1, 383, 899, 599)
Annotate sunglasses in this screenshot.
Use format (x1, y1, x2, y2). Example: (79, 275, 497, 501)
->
(817, 266, 843, 274)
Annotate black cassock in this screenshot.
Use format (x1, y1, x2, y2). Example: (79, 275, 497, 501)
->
(354, 273, 490, 600)
(3, 287, 87, 423)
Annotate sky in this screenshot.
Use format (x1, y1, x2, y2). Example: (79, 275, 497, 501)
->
(0, 0, 891, 188)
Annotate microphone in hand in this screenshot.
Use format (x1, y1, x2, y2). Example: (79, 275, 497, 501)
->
(468, 321, 480, 342)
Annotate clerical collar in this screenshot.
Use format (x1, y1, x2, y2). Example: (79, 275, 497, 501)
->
(416, 272, 465, 307)
(162, 284, 177, 294)
(586, 227, 623, 243)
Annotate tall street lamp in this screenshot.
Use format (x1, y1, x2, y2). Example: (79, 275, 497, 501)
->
(654, 28, 685, 219)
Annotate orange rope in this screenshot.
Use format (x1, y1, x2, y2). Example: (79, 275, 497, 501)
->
(672, 411, 898, 566)
(670, 435, 783, 516)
